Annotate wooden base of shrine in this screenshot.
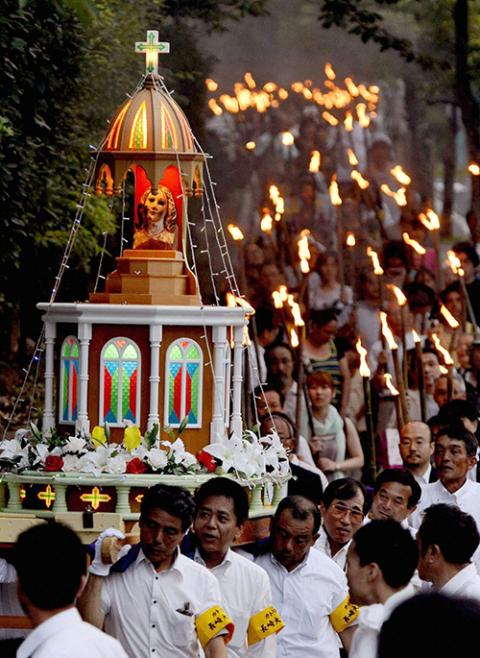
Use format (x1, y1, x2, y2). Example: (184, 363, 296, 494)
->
(89, 249, 201, 305)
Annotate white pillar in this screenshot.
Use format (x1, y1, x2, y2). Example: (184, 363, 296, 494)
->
(42, 321, 56, 433)
(230, 325, 244, 440)
(76, 322, 92, 435)
(210, 325, 227, 443)
(147, 325, 162, 431)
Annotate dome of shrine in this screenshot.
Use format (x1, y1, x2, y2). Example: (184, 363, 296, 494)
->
(103, 75, 196, 154)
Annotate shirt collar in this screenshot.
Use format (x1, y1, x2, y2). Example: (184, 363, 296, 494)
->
(269, 548, 310, 574)
(383, 583, 415, 618)
(193, 547, 234, 573)
(441, 563, 478, 596)
(436, 477, 473, 500)
(17, 608, 80, 658)
(135, 546, 184, 575)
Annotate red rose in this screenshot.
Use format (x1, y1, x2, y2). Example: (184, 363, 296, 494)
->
(196, 450, 218, 473)
(44, 455, 64, 472)
(126, 457, 148, 474)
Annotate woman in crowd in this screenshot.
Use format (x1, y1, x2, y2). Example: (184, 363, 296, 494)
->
(308, 251, 353, 327)
(303, 308, 351, 414)
(300, 370, 364, 482)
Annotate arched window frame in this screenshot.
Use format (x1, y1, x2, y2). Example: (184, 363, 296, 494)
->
(59, 335, 79, 425)
(99, 337, 141, 427)
(164, 338, 203, 429)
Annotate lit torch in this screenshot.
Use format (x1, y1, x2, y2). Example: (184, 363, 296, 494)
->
(380, 311, 408, 426)
(403, 232, 427, 255)
(390, 165, 411, 186)
(356, 337, 376, 476)
(440, 304, 460, 329)
(227, 224, 244, 241)
(412, 329, 426, 422)
(309, 150, 321, 173)
(298, 229, 311, 274)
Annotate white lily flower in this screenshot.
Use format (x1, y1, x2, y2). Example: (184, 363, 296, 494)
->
(63, 436, 87, 454)
(147, 448, 168, 471)
(62, 455, 81, 472)
(34, 444, 50, 465)
(105, 454, 128, 474)
(0, 439, 23, 460)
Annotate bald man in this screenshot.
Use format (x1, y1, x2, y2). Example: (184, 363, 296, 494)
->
(399, 421, 437, 489)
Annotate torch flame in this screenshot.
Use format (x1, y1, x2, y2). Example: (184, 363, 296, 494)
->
(288, 294, 305, 327)
(208, 98, 223, 116)
(356, 338, 371, 377)
(412, 329, 421, 344)
(309, 150, 321, 173)
(384, 373, 400, 396)
(269, 185, 280, 204)
(402, 232, 427, 255)
(440, 305, 460, 329)
(227, 224, 244, 241)
(381, 184, 407, 207)
(367, 246, 384, 275)
(344, 111, 354, 132)
(329, 176, 342, 206)
(439, 365, 449, 375)
(272, 285, 288, 309)
(322, 111, 339, 126)
(205, 78, 218, 92)
(356, 103, 370, 128)
(446, 250, 464, 277)
(281, 131, 295, 146)
(387, 284, 407, 306)
(244, 72, 256, 89)
(260, 209, 273, 233)
(225, 292, 254, 314)
(351, 170, 369, 190)
(325, 63, 336, 80)
(380, 311, 398, 350)
(346, 232, 356, 247)
(344, 77, 359, 97)
(418, 209, 440, 231)
(290, 327, 299, 348)
(468, 163, 480, 176)
(245, 141, 256, 151)
(431, 333, 454, 366)
(390, 165, 411, 186)
(347, 148, 359, 166)
(298, 229, 311, 274)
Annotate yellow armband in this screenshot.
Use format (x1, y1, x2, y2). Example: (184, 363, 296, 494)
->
(195, 605, 234, 649)
(329, 594, 359, 633)
(247, 606, 285, 645)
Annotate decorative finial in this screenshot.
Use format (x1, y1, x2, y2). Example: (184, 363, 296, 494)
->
(135, 30, 170, 76)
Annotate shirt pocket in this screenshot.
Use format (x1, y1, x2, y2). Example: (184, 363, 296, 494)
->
(171, 610, 197, 649)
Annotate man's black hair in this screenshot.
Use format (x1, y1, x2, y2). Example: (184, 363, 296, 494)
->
(264, 342, 296, 365)
(273, 495, 321, 535)
(353, 519, 418, 589)
(418, 503, 479, 564)
(13, 522, 86, 610)
(437, 399, 478, 424)
(322, 477, 368, 515)
(453, 241, 480, 268)
(140, 484, 195, 532)
(373, 469, 422, 508)
(382, 240, 408, 268)
(435, 422, 479, 458)
(439, 281, 462, 304)
(309, 307, 339, 328)
(379, 593, 480, 658)
(253, 384, 285, 408)
(194, 476, 249, 527)
(404, 281, 436, 310)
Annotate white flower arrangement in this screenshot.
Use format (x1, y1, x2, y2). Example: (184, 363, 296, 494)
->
(0, 421, 289, 481)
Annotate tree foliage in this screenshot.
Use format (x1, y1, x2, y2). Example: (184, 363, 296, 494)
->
(0, 0, 268, 359)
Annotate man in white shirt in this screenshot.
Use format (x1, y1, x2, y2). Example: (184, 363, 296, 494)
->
(187, 476, 283, 657)
(264, 343, 306, 426)
(346, 520, 418, 658)
(79, 484, 231, 658)
(255, 495, 358, 657)
(398, 421, 437, 489)
(14, 522, 127, 658)
(368, 469, 422, 527)
(314, 478, 367, 570)
(417, 503, 480, 599)
(410, 422, 480, 531)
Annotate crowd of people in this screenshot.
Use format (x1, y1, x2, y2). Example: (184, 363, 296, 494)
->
(4, 86, 480, 657)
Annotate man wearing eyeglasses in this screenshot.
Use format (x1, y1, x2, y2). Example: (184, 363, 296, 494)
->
(314, 478, 367, 570)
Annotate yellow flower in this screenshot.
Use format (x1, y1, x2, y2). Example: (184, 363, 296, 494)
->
(124, 425, 141, 452)
(91, 426, 107, 447)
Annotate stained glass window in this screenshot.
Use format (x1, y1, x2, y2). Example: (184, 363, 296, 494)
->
(59, 336, 79, 424)
(100, 338, 140, 426)
(165, 338, 203, 428)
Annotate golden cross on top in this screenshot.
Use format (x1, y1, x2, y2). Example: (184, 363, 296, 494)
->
(135, 30, 170, 76)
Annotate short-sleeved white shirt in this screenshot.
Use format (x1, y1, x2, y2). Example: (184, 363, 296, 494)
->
(194, 548, 275, 658)
(17, 608, 127, 658)
(410, 479, 480, 531)
(441, 563, 480, 601)
(101, 547, 223, 658)
(255, 548, 349, 658)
